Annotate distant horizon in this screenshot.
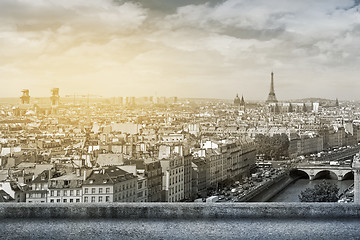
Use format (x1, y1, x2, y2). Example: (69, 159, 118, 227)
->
(0, 95, 344, 103)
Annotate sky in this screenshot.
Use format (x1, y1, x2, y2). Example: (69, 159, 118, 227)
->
(1, 0, 360, 100)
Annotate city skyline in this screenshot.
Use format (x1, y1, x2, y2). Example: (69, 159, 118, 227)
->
(1, 0, 360, 100)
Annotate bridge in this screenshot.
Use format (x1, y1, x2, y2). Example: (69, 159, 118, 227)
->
(292, 165, 353, 181)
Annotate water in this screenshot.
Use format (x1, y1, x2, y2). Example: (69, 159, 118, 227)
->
(269, 179, 353, 202)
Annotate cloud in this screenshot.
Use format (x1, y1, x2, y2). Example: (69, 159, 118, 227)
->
(1, 0, 360, 100)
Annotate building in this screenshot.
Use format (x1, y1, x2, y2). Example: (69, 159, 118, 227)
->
(48, 169, 88, 203)
(0, 180, 26, 202)
(26, 170, 51, 203)
(206, 149, 224, 189)
(50, 88, 60, 106)
(160, 155, 184, 202)
(234, 94, 241, 106)
(118, 165, 148, 202)
(183, 154, 192, 200)
(143, 159, 162, 202)
(20, 89, 30, 104)
(82, 166, 137, 203)
(191, 158, 208, 199)
(136, 175, 148, 202)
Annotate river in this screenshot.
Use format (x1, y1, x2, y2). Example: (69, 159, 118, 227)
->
(269, 179, 353, 202)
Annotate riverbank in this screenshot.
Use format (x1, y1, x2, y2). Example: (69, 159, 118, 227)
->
(237, 171, 296, 202)
(248, 175, 298, 202)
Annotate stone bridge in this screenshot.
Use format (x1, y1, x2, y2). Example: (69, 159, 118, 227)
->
(292, 165, 353, 181)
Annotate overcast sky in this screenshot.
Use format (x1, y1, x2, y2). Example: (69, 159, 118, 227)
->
(1, 0, 360, 100)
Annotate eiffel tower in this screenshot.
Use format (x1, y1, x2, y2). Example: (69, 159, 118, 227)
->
(266, 72, 278, 103)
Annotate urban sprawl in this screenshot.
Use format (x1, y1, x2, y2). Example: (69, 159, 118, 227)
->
(1, 73, 359, 203)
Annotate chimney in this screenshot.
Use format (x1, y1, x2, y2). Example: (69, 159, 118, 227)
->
(76, 168, 81, 177)
(83, 169, 87, 181)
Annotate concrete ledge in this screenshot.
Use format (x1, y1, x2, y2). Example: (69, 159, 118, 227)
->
(1, 203, 360, 219)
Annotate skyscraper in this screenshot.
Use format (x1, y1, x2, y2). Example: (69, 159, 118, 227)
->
(266, 72, 278, 103)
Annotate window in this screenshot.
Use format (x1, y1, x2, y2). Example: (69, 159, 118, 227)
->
(50, 199, 54, 203)
(57, 190, 60, 196)
(106, 196, 110, 202)
(70, 199, 73, 203)
(50, 190, 54, 196)
(63, 199, 67, 203)
(99, 188, 103, 194)
(91, 196, 95, 202)
(84, 197, 88, 202)
(84, 188, 88, 194)
(106, 188, 110, 193)
(76, 190, 80, 196)
(64, 190, 67, 196)
(91, 188, 95, 194)
(57, 199, 60, 203)
(98, 196, 103, 202)
(76, 199, 80, 203)
(70, 190, 73, 196)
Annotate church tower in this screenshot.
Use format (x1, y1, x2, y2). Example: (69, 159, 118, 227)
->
(266, 72, 278, 103)
(240, 95, 245, 112)
(234, 94, 241, 106)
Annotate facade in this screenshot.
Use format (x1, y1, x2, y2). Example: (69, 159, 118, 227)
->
(183, 154, 192, 200)
(191, 158, 208, 199)
(136, 175, 148, 202)
(222, 141, 256, 183)
(82, 166, 137, 203)
(26, 170, 50, 203)
(48, 171, 85, 203)
(206, 149, 223, 189)
(289, 135, 324, 157)
(160, 155, 184, 202)
(143, 160, 163, 202)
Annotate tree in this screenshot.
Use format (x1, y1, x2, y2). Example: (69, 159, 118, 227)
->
(254, 133, 289, 160)
(299, 180, 339, 202)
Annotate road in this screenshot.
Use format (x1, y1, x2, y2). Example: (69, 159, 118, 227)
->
(1, 218, 360, 240)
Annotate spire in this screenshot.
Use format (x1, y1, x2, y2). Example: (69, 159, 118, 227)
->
(240, 95, 245, 106)
(266, 72, 278, 103)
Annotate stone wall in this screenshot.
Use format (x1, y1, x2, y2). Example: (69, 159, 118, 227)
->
(1, 203, 360, 219)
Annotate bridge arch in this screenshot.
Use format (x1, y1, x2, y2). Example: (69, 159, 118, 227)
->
(313, 170, 338, 180)
(289, 169, 310, 179)
(343, 171, 354, 180)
